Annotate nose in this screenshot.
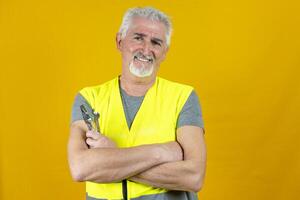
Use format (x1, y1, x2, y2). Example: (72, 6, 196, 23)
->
(141, 40, 153, 56)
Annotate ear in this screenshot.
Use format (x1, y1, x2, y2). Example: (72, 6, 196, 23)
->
(116, 33, 122, 51)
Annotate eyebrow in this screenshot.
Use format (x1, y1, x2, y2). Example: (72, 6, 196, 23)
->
(133, 33, 163, 44)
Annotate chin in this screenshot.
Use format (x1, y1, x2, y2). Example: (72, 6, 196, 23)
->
(129, 63, 154, 78)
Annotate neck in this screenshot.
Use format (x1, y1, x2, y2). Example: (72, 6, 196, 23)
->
(119, 74, 156, 96)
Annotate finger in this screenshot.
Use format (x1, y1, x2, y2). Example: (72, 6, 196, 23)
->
(86, 130, 100, 140)
(86, 137, 95, 146)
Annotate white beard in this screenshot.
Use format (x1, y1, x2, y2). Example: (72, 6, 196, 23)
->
(129, 61, 154, 77)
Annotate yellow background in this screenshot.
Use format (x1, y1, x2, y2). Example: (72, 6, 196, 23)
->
(1, 0, 300, 199)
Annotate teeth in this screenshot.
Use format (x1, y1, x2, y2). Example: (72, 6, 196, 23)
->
(134, 55, 152, 63)
(138, 57, 149, 62)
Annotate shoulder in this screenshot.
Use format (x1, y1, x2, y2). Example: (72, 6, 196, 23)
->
(157, 77, 194, 94)
(79, 77, 117, 100)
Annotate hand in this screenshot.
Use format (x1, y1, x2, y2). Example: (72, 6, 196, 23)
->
(86, 130, 117, 149)
(161, 141, 183, 162)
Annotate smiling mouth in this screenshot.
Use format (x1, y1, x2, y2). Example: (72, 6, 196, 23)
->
(134, 55, 153, 63)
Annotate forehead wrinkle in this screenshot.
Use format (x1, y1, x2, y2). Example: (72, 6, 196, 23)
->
(127, 17, 167, 42)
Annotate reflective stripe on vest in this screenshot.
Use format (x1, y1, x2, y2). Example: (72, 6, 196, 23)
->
(80, 77, 193, 200)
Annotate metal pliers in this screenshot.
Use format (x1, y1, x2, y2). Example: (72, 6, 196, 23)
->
(80, 105, 100, 132)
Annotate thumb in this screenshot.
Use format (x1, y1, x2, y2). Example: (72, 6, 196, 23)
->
(86, 130, 100, 139)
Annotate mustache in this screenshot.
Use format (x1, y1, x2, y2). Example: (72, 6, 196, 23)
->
(133, 52, 154, 62)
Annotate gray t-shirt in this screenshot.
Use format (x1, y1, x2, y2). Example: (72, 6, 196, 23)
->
(71, 86, 204, 130)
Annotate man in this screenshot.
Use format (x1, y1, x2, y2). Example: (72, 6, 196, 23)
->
(68, 7, 206, 200)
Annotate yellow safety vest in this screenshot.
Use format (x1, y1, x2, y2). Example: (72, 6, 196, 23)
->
(80, 76, 193, 200)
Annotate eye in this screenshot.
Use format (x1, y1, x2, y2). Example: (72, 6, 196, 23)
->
(134, 36, 143, 41)
(151, 40, 161, 46)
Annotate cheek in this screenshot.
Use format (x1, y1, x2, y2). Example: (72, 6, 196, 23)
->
(122, 47, 134, 59)
(125, 42, 141, 52)
(154, 51, 166, 61)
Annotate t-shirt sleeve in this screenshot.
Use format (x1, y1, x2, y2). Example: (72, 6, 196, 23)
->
(70, 93, 94, 124)
(176, 90, 204, 129)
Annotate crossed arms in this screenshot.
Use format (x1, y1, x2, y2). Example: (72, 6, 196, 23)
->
(67, 120, 206, 192)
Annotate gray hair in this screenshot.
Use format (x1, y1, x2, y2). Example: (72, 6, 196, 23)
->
(118, 7, 172, 46)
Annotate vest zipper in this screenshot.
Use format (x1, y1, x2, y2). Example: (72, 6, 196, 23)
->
(122, 179, 128, 200)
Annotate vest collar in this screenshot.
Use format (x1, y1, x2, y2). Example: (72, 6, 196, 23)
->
(113, 76, 159, 133)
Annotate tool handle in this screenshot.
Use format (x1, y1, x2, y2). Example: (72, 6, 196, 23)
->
(80, 105, 95, 131)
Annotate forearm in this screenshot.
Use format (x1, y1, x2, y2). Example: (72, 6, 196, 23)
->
(73, 144, 165, 183)
(70, 139, 183, 183)
(68, 121, 183, 184)
(130, 159, 205, 192)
